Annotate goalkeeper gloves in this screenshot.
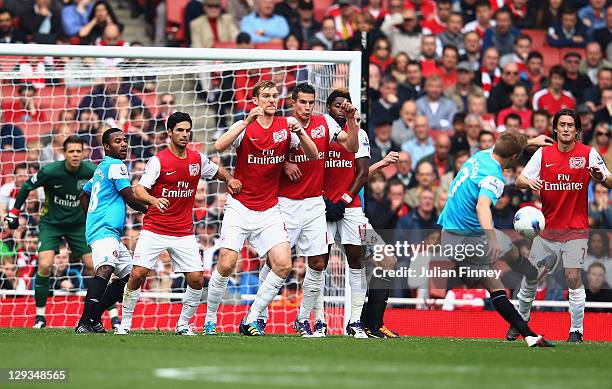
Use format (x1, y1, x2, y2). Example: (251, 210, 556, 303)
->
(5, 208, 20, 229)
(324, 193, 352, 222)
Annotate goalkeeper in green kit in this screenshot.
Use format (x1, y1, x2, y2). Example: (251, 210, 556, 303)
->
(4, 136, 97, 329)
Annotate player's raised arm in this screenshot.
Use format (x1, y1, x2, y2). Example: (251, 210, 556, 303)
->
(215, 107, 263, 152)
(334, 102, 359, 152)
(369, 151, 399, 176)
(289, 118, 319, 160)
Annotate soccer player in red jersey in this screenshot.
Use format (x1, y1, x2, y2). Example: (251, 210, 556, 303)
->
(252, 83, 359, 337)
(115, 112, 241, 336)
(204, 80, 319, 336)
(509, 109, 612, 343)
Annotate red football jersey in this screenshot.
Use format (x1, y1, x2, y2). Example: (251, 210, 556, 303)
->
(323, 126, 370, 208)
(522, 143, 610, 241)
(278, 115, 341, 200)
(139, 148, 219, 236)
(232, 116, 299, 211)
(532, 89, 576, 115)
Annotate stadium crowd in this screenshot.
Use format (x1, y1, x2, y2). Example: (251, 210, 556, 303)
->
(0, 0, 611, 312)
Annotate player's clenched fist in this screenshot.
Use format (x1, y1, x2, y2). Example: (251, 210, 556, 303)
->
(340, 100, 357, 115)
(151, 197, 170, 212)
(288, 119, 304, 133)
(227, 178, 242, 195)
(525, 178, 544, 191)
(245, 107, 264, 124)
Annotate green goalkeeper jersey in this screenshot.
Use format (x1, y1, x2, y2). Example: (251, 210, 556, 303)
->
(13, 160, 97, 226)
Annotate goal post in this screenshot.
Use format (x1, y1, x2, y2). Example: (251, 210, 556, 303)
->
(0, 44, 361, 333)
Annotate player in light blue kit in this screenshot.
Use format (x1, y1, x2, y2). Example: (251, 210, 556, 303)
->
(439, 131, 555, 347)
(75, 128, 149, 334)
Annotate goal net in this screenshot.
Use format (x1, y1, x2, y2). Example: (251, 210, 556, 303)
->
(0, 44, 361, 334)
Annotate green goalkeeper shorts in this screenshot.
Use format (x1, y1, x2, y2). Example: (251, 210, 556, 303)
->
(38, 222, 91, 258)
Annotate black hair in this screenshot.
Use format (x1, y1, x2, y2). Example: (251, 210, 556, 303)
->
(236, 32, 251, 44)
(478, 130, 495, 141)
(89, 1, 120, 26)
(0, 7, 12, 17)
(102, 127, 124, 146)
(13, 162, 27, 174)
(504, 112, 522, 126)
(166, 111, 192, 131)
(407, 59, 422, 70)
(442, 44, 459, 56)
(475, 0, 491, 9)
(18, 84, 36, 95)
(326, 88, 352, 108)
(283, 32, 303, 50)
(63, 135, 84, 151)
(291, 83, 316, 101)
(549, 64, 566, 79)
(527, 51, 543, 62)
(552, 108, 581, 137)
(563, 51, 581, 60)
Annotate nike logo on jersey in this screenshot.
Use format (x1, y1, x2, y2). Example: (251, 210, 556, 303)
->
(249, 137, 258, 141)
(545, 163, 555, 167)
(165, 171, 177, 175)
(54, 185, 62, 188)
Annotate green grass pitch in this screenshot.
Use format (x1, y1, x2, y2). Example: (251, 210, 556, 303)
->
(1, 329, 611, 389)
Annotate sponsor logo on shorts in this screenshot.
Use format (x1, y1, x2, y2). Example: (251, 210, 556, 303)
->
(569, 156, 586, 169)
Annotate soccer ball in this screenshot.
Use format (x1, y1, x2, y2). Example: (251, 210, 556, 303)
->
(513, 206, 545, 239)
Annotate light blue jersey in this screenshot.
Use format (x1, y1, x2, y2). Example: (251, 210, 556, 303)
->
(438, 149, 505, 233)
(83, 156, 131, 245)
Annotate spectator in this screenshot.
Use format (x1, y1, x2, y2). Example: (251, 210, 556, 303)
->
(155, 92, 176, 131)
(585, 262, 612, 312)
(40, 125, 72, 164)
(521, 51, 549, 93)
(578, 0, 607, 33)
(505, 0, 537, 29)
(437, 12, 464, 56)
(478, 47, 501, 98)
(592, 7, 612, 54)
(418, 34, 438, 77)
(434, 45, 459, 89)
(531, 109, 552, 136)
(397, 60, 425, 101)
(562, 51, 593, 104)
(502, 113, 522, 133)
(421, 0, 452, 35)
(363, 0, 386, 25)
(488, 62, 524, 116)
(500, 34, 531, 73)
(370, 76, 400, 134)
(19, 0, 62, 44)
(78, 75, 144, 121)
(295, 0, 319, 46)
(241, 0, 290, 44)
(62, 0, 93, 38)
(126, 107, 154, 160)
(462, 0, 494, 40)
(365, 171, 396, 229)
(391, 151, 413, 188)
(580, 42, 612, 86)
(97, 23, 128, 49)
(369, 37, 394, 73)
(325, 0, 358, 40)
(389, 52, 410, 84)
(380, 7, 422, 59)
(589, 182, 612, 229)
(592, 88, 611, 128)
(370, 120, 400, 165)
(584, 231, 611, 284)
(462, 114, 485, 154)
(78, 0, 121, 45)
(190, 0, 239, 48)
(404, 0, 437, 23)
(0, 8, 26, 43)
(445, 61, 483, 113)
(183, 0, 205, 45)
(404, 160, 437, 208)
(478, 131, 496, 152)
(533, 65, 576, 114)
(1, 84, 46, 124)
(226, 0, 252, 25)
(0, 163, 30, 214)
(497, 85, 532, 131)
(388, 178, 410, 221)
(416, 75, 456, 131)
(396, 188, 440, 240)
(584, 67, 612, 110)
(482, 8, 519, 56)
(0, 124, 25, 151)
(0, 260, 26, 291)
(440, 149, 470, 193)
(401, 115, 434, 169)
(274, 0, 300, 29)
(459, 31, 481, 71)
(577, 103, 596, 144)
(536, 0, 564, 28)
(48, 245, 84, 291)
(547, 7, 590, 48)
(421, 133, 454, 182)
(467, 94, 496, 133)
(312, 16, 336, 50)
(391, 100, 416, 146)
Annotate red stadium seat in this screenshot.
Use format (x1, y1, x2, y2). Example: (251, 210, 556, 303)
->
(165, 0, 190, 45)
(539, 46, 560, 71)
(523, 29, 546, 51)
(254, 41, 285, 50)
(213, 41, 238, 49)
(314, 0, 334, 22)
(38, 85, 68, 110)
(0, 151, 27, 185)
